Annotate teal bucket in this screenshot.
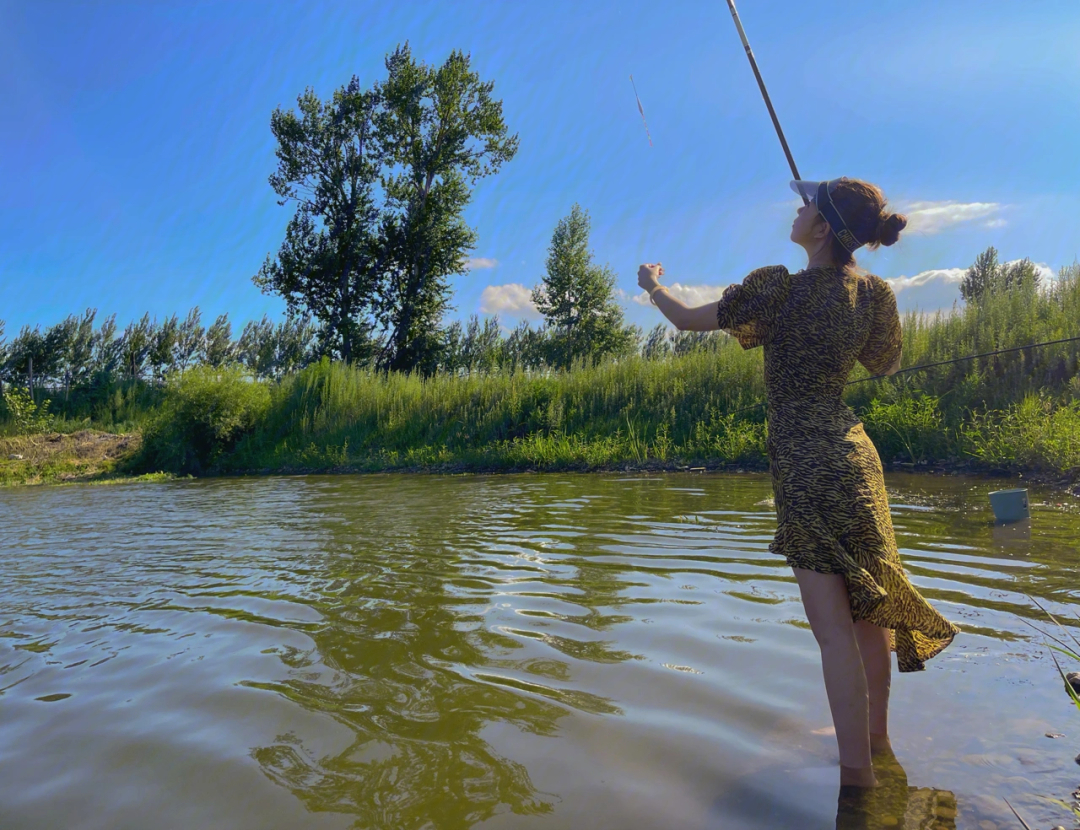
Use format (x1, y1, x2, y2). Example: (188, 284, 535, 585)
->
(989, 488, 1030, 523)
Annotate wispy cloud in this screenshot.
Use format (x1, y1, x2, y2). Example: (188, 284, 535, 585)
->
(465, 257, 499, 270)
(479, 283, 540, 318)
(631, 282, 727, 307)
(898, 200, 1005, 234)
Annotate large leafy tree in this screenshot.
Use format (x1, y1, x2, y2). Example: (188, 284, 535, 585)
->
(374, 44, 519, 372)
(532, 203, 638, 368)
(254, 76, 386, 364)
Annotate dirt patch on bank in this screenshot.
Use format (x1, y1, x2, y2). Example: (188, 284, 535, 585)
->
(0, 430, 141, 485)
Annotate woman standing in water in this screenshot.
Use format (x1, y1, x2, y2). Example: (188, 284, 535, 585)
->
(637, 177, 960, 789)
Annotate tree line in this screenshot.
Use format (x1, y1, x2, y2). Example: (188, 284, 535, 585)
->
(0, 239, 1057, 406)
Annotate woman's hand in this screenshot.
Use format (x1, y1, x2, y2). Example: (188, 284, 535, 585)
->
(637, 262, 664, 293)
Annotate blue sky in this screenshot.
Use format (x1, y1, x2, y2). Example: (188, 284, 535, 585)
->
(2, 0, 1078, 337)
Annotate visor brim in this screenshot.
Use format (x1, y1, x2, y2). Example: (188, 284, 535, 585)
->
(790, 180, 830, 202)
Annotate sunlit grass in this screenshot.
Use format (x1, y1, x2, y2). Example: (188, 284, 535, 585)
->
(7, 264, 1080, 480)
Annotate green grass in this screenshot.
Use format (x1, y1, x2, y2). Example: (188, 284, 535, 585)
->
(7, 264, 1080, 482)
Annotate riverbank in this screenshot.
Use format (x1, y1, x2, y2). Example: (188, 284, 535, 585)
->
(5, 427, 1079, 501)
(0, 430, 169, 487)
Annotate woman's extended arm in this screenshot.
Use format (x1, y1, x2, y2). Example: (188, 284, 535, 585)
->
(637, 263, 722, 332)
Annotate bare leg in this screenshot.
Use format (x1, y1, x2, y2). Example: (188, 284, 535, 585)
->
(854, 619, 892, 754)
(793, 568, 876, 787)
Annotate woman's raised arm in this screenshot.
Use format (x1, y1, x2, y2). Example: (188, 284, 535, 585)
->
(638, 263, 723, 332)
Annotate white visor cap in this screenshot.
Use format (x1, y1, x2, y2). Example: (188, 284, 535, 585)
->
(790, 179, 840, 203)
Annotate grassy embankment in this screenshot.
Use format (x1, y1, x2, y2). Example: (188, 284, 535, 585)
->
(6, 265, 1080, 487)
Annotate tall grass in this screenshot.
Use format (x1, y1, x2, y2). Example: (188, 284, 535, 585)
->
(223, 348, 771, 472)
(121, 263, 1080, 476)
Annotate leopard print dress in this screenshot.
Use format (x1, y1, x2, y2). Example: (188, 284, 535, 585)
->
(716, 264, 960, 672)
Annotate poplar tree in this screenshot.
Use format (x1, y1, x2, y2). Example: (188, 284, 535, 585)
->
(375, 44, 519, 372)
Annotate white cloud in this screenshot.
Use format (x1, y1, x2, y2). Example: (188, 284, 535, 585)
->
(898, 200, 1005, 235)
(465, 257, 499, 270)
(631, 282, 727, 307)
(884, 268, 967, 295)
(479, 283, 540, 318)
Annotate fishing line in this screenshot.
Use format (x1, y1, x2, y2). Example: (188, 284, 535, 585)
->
(630, 75, 653, 147)
(726, 334, 1080, 416)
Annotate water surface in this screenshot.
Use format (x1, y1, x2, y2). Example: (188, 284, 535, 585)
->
(1, 472, 1078, 829)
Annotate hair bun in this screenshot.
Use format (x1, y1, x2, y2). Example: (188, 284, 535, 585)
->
(876, 212, 907, 247)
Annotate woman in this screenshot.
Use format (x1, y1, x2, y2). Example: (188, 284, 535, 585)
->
(637, 177, 959, 789)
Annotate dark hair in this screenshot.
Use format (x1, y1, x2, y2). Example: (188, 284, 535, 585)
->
(819, 178, 908, 269)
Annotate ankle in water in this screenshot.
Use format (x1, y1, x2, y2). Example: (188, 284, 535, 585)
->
(870, 733, 892, 755)
(839, 764, 878, 788)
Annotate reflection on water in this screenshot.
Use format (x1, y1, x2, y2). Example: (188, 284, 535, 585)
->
(0, 472, 1077, 829)
(836, 749, 957, 830)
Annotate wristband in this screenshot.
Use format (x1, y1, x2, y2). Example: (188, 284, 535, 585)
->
(649, 285, 670, 304)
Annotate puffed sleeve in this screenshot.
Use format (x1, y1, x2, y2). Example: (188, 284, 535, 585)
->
(715, 265, 790, 350)
(857, 276, 903, 376)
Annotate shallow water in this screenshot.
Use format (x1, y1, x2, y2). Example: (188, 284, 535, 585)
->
(1, 471, 1078, 830)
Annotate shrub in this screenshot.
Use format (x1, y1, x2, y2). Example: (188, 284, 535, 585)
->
(860, 394, 946, 464)
(137, 366, 270, 474)
(1, 387, 53, 434)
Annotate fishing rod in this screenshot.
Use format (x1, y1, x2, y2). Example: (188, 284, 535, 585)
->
(728, 334, 1080, 416)
(724, 0, 807, 205)
(719, 4, 1080, 413)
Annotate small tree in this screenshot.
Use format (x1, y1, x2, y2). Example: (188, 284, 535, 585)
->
(440, 320, 465, 374)
(203, 313, 234, 368)
(65, 309, 97, 394)
(5, 326, 48, 399)
(92, 314, 124, 382)
(120, 314, 153, 382)
(276, 315, 319, 377)
(460, 314, 502, 374)
(238, 315, 277, 379)
(501, 320, 553, 373)
(642, 323, 672, 360)
(149, 314, 179, 383)
(960, 247, 999, 304)
(175, 308, 205, 376)
(959, 247, 1041, 304)
(533, 203, 637, 369)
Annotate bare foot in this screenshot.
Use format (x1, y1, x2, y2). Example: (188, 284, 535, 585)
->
(839, 764, 878, 788)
